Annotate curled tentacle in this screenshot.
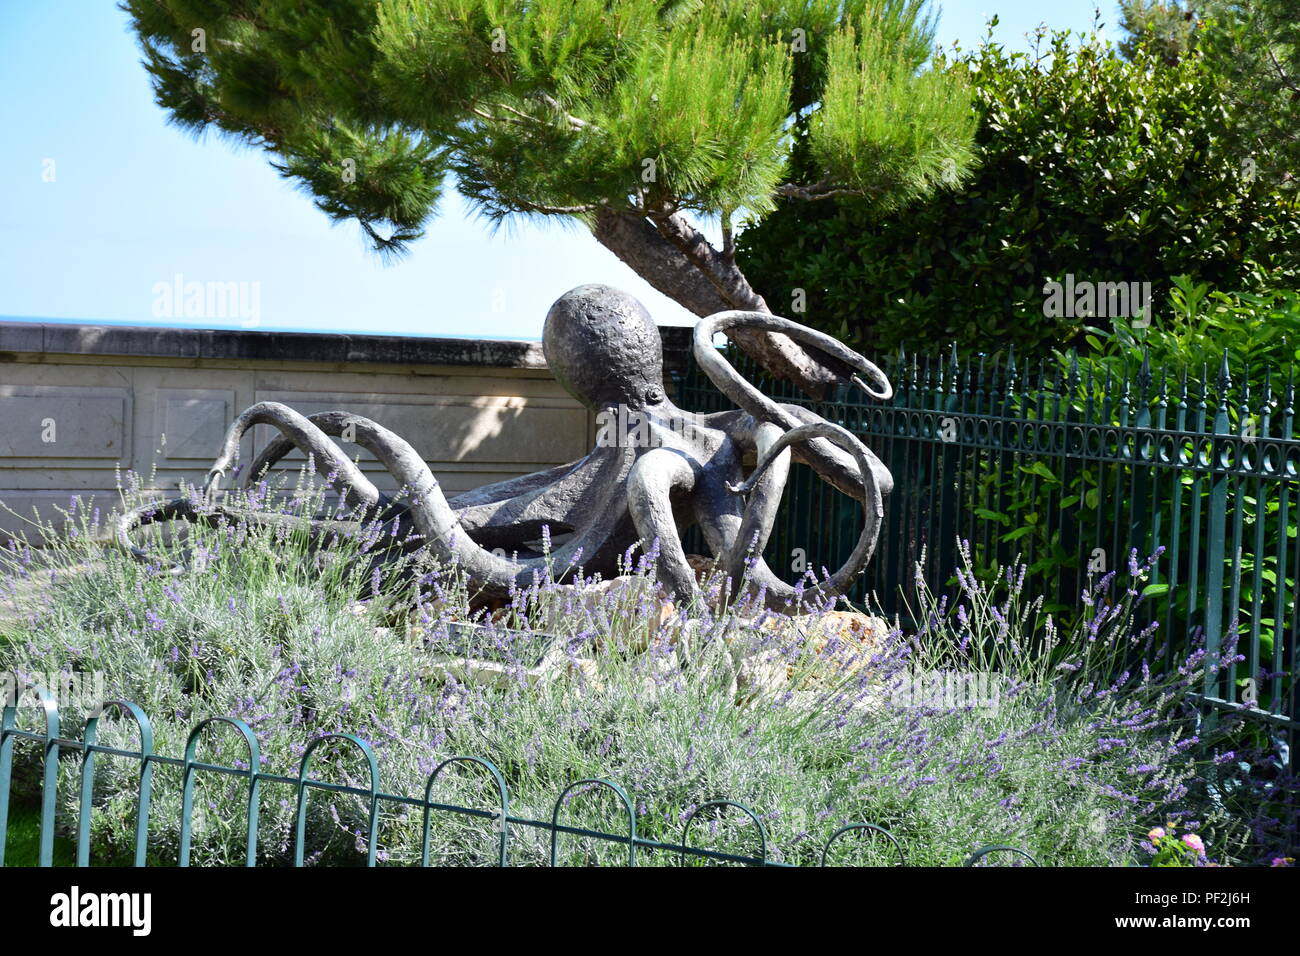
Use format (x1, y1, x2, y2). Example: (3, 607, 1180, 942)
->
(273, 412, 634, 598)
(243, 410, 392, 496)
(695, 310, 892, 402)
(694, 311, 893, 499)
(726, 421, 791, 561)
(118, 404, 636, 591)
(244, 411, 605, 543)
(118, 403, 388, 572)
(626, 448, 699, 602)
(115, 496, 365, 572)
(116, 498, 201, 573)
(205, 402, 381, 510)
(722, 421, 884, 608)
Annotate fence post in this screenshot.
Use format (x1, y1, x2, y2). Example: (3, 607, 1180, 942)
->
(423, 756, 510, 867)
(1129, 352, 1154, 572)
(550, 779, 636, 867)
(293, 733, 380, 867)
(1202, 355, 1232, 720)
(0, 686, 61, 867)
(679, 800, 768, 866)
(79, 700, 156, 867)
(181, 716, 262, 867)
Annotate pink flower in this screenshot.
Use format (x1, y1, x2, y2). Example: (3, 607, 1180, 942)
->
(1147, 827, 1166, 843)
(1271, 857, 1294, 867)
(1181, 833, 1205, 855)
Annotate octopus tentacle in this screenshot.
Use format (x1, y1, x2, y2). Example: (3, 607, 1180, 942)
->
(695, 311, 892, 402)
(115, 497, 363, 570)
(117, 403, 385, 568)
(303, 413, 634, 597)
(710, 421, 884, 609)
(242, 409, 380, 491)
(121, 407, 635, 593)
(626, 448, 699, 602)
(244, 410, 608, 545)
(694, 311, 892, 500)
(778, 402, 894, 497)
(206, 402, 381, 510)
(724, 421, 791, 563)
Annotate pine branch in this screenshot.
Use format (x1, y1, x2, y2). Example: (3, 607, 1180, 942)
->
(1266, 45, 1300, 96)
(775, 178, 875, 202)
(468, 106, 532, 129)
(534, 93, 596, 131)
(358, 219, 415, 260)
(467, 95, 596, 136)
(503, 196, 600, 215)
(648, 208, 766, 311)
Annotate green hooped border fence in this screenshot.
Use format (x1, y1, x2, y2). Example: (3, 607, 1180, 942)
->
(676, 344, 1298, 751)
(0, 687, 1037, 867)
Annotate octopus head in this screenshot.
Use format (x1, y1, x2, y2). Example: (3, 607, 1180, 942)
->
(543, 284, 666, 412)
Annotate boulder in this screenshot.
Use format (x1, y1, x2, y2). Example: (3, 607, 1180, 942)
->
(724, 609, 892, 690)
(540, 575, 677, 651)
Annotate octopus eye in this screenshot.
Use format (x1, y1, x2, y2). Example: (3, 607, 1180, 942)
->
(644, 385, 665, 405)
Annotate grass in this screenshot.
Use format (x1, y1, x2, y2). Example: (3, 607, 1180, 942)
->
(4, 804, 75, 867)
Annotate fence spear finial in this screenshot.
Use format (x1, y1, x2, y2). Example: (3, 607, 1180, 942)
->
(1137, 348, 1152, 395)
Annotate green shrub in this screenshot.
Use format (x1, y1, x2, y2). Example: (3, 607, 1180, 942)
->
(736, 28, 1300, 358)
(1074, 276, 1300, 387)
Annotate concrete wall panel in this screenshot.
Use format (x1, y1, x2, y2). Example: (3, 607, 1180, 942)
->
(0, 322, 605, 538)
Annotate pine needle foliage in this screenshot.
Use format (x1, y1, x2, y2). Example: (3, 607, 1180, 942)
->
(122, 0, 976, 251)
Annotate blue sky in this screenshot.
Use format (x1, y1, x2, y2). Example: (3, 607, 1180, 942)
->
(0, 2, 1113, 341)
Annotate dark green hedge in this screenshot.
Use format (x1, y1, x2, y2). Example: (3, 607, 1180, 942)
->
(737, 29, 1300, 359)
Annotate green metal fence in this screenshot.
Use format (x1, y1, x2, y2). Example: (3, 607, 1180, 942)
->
(0, 686, 1037, 867)
(676, 345, 1298, 747)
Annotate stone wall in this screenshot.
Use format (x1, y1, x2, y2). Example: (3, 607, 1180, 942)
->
(0, 321, 623, 538)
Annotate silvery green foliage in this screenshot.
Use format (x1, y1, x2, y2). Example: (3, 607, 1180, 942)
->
(1, 478, 1233, 866)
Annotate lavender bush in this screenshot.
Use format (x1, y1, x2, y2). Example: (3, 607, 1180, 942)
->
(0, 472, 1247, 866)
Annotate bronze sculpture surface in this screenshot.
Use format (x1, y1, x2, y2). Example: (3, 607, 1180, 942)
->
(119, 284, 894, 608)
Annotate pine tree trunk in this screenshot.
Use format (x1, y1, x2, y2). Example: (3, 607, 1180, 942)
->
(593, 208, 843, 399)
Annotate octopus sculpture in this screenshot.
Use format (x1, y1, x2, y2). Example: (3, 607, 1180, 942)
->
(119, 285, 894, 609)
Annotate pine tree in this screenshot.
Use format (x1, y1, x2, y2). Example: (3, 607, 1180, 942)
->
(122, 0, 976, 396)
(1118, 0, 1199, 65)
(1204, 0, 1299, 189)
(1119, 1, 1297, 190)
